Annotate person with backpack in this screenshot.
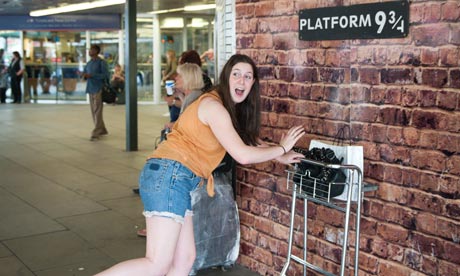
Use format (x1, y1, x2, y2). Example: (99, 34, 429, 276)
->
(81, 44, 109, 141)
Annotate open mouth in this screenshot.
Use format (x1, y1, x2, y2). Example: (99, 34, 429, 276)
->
(235, 88, 244, 96)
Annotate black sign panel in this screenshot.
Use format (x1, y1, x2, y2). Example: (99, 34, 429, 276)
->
(299, 1, 409, 41)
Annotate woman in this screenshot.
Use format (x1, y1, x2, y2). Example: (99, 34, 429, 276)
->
(110, 63, 125, 104)
(164, 50, 212, 127)
(96, 54, 305, 275)
(9, 51, 25, 103)
(162, 49, 177, 83)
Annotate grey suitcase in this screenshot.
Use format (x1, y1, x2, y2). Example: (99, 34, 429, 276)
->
(189, 167, 240, 275)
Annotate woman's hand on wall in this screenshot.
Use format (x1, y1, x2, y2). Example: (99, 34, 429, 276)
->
(279, 125, 305, 153)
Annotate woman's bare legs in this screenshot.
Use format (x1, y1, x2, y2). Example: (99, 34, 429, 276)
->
(95, 216, 184, 276)
(168, 214, 196, 275)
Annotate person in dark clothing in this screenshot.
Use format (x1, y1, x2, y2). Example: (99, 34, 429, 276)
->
(0, 49, 7, 103)
(8, 51, 25, 103)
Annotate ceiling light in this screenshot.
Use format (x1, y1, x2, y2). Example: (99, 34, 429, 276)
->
(184, 4, 216, 11)
(149, 8, 184, 15)
(136, 18, 153, 22)
(160, 18, 184, 28)
(30, 0, 125, 17)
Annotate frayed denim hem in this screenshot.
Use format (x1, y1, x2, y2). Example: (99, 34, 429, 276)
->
(143, 209, 193, 224)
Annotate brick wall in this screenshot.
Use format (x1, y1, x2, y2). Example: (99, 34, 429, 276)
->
(234, 1, 460, 275)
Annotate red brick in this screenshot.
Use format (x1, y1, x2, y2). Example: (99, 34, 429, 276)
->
(441, 1, 460, 21)
(380, 144, 411, 165)
(379, 107, 411, 126)
(383, 165, 403, 184)
(412, 110, 448, 130)
(350, 105, 379, 123)
(358, 68, 380, 85)
(419, 89, 437, 107)
(371, 124, 387, 143)
(272, 1, 295, 16)
(254, 2, 273, 17)
(440, 47, 459, 66)
(423, 2, 442, 22)
(319, 68, 346, 84)
(419, 131, 438, 149)
(415, 212, 437, 236)
(387, 126, 404, 145)
(240, 210, 256, 227)
(420, 48, 439, 66)
(411, 149, 447, 172)
(438, 259, 460, 276)
(438, 175, 460, 200)
(236, 3, 255, 18)
(419, 172, 440, 193)
(387, 46, 406, 65)
(403, 127, 420, 147)
(237, 35, 254, 49)
(294, 67, 318, 83)
(376, 182, 408, 205)
(381, 68, 413, 84)
(378, 260, 412, 276)
(387, 243, 405, 263)
(437, 216, 460, 241)
(401, 167, 421, 189)
(376, 223, 409, 244)
(366, 162, 385, 182)
(412, 24, 450, 46)
(407, 189, 445, 214)
(356, 46, 373, 65)
(450, 23, 460, 44)
(451, 69, 460, 88)
(437, 90, 459, 110)
(254, 34, 273, 49)
(446, 202, 460, 218)
(272, 33, 296, 51)
(422, 69, 449, 88)
(350, 85, 370, 103)
(317, 205, 345, 228)
(305, 49, 326, 66)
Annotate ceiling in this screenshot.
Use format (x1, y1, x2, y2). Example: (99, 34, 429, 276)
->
(0, 0, 216, 16)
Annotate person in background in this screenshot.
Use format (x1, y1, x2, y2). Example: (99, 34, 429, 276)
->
(0, 49, 7, 103)
(200, 48, 215, 81)
(95, 54, 305, 275)
(81, 44, 109, 141)
(162, 49, 177, 83)
(163, 49, 213, 129)
(110, 63, 125, 104)
(39, 63, 51, 94)
(8, 51, 25, 104)
(26, 61, 40, 101)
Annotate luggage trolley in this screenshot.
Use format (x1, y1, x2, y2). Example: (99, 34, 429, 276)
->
(280, 158, 377, 276)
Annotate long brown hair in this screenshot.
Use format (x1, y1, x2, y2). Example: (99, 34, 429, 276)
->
(216, 54, 260, 146)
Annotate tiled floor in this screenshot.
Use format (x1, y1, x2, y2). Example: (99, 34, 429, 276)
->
(0, 102, 258, 276)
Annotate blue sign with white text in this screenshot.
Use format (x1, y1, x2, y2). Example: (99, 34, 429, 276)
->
(0, 14, 121, 30)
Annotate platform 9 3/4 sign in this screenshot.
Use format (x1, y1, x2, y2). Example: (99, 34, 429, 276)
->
(299, 1, 409, 41)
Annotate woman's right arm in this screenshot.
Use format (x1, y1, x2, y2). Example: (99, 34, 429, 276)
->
(198, 97, 305, 165)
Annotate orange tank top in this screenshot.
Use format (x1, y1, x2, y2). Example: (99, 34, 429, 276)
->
(149, 90, 226, 197)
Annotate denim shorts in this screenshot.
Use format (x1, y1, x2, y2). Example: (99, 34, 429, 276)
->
(139, 158, 202, 224)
